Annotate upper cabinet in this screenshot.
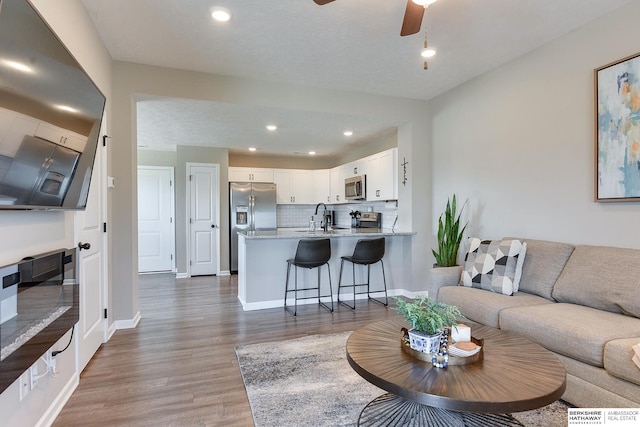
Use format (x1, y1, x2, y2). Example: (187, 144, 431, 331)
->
(366, 148, 397, 201)
(312, 169, 331, 204)
(329, 166, 345, 204)
(342, 159, 367, 178)
(229, 147, 398, 205)
(35, 121, 87, 153)
(274, 169, 313, 204)
(228, 167, 274, 183)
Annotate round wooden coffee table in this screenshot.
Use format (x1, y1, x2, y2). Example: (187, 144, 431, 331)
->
(346, 319, 566, 426)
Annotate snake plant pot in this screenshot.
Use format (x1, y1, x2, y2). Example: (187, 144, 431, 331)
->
(407, 329, 442, 354)
(428, 265, 462, 300)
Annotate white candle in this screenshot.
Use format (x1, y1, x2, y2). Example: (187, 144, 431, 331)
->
(451, 323, 471, 343)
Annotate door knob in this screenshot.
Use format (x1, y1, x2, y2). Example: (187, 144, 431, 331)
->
(211, 224, 217, 228)
(78, 242, 91, 251)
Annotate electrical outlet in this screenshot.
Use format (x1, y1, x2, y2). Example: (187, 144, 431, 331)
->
(19, 372, 29, 401)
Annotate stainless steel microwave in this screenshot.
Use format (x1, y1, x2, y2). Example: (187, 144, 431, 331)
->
(345, 175, 365, 200)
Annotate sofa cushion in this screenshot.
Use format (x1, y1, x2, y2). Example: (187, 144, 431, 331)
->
(506, 238, 574, 300)
(604, 338, 640, 386)
(500, 303, 640, 367)
(461, 238, 524, 295)
(551, 245, 640, 318)
(438, 286, 551, 328)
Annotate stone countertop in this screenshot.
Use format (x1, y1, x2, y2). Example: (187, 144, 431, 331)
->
(239, 227, 415, 239)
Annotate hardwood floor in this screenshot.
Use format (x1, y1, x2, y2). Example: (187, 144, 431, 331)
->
(53, 274, 396, 426)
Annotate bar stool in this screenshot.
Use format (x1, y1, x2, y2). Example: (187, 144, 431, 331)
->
(284, 238, 334, 316)
(337, 237, 388, 309)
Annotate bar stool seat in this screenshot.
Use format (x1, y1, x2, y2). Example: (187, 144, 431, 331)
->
(337, 237, 388, 309)
(284, 238, 334, 316)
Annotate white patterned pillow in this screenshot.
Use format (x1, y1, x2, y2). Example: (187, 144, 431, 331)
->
(461, 238, 525, 296)
(512, 241, 527, 292)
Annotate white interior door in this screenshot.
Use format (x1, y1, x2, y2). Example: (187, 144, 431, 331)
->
(74, 134, 107, 373)
(138, 166, 175, 273)
(188, 163, 219, 276)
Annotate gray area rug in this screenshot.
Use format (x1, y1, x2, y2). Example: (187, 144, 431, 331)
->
(235, 331, 569, 426)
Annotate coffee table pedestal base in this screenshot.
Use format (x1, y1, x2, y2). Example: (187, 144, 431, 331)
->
(358, 393, 524, 427)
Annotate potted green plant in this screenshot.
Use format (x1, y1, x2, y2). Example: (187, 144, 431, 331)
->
(393, 296, 462, 354)
(430, 195, 467, 299)
(432, 194, 467, 267)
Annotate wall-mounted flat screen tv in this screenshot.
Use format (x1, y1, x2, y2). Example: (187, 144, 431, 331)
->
(0, 0, 106, 210)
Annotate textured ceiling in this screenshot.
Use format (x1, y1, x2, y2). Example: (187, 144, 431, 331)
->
(81, 0, 632, 156)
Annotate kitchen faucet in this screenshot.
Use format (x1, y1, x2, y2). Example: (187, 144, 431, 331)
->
(314, 202, 327, 231)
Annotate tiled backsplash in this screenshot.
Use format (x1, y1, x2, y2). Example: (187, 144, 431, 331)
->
(277, 201, 398, 229)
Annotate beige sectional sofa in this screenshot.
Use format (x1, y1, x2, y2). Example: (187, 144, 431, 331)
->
(435, 238, 640, 408)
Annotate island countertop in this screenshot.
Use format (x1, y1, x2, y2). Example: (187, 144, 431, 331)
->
(239, 227, 415, 239)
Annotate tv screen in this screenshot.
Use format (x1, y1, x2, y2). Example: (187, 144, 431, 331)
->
(0, 0, 106, 210)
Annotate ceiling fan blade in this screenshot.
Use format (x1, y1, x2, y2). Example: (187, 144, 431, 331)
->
(313, 0, 335, 4)
(400, 0, 424, 36)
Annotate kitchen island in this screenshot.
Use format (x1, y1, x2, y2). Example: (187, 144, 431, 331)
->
(237, 228, 415, 310)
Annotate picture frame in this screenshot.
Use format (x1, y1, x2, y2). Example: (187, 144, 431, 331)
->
(594, 52, 640, 202)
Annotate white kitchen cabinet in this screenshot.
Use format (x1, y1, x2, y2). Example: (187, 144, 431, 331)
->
(228, 167, 274, 182)
(342, 159, 367, 178)
(312, 169, 331, 203)
(330, 166, 346, 204)
(366, 148, 397, 201)
(35, 121, 87, 153)
(274, 169, 313, 204)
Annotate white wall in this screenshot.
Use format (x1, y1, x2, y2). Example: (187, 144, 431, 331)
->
(0, 0, 112, 425)
(430, 1, 640, 252)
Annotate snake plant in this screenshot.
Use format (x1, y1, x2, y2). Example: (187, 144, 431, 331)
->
(432, 194, 467, 267)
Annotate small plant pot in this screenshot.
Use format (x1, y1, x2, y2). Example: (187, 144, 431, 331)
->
(407, 329, 442, 354)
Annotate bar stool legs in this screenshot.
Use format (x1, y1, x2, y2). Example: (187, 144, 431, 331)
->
(284, 238, 334, 316)
(284, 263, 333, 316)
(337, 238, 388, 310)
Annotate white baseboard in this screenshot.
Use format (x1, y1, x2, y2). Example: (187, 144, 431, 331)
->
(35, 372, 79, 427)
(400, 290, 429, 299)
(106, 321, 117, 340)
(239, 288, 424, 311)
(175, 272, 188, 279)
(113, 311, 141, 330)
(218, 270, 230, 276)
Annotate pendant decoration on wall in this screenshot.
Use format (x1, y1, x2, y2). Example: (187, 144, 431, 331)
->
(401, 157, 408, 186)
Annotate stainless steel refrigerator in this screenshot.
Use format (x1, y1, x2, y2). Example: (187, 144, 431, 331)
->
(229, 182, 277, 272)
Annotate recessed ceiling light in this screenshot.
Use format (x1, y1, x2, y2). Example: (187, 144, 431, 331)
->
(309, 151, 316, 155)
(2, 59, 33, 73)
(412, 0, 438, 6)
(266, 124, 277, 131)
(421, 48, 436, 58)
(211, 7, 231, 22)
(248, 147, 257, 152)
(343, 131, 353, 137)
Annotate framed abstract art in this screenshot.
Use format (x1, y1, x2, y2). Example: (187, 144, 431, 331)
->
(595, 52, 640, 202)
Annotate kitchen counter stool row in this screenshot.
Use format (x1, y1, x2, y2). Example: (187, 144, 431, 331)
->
(284, 237, 388, 316)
